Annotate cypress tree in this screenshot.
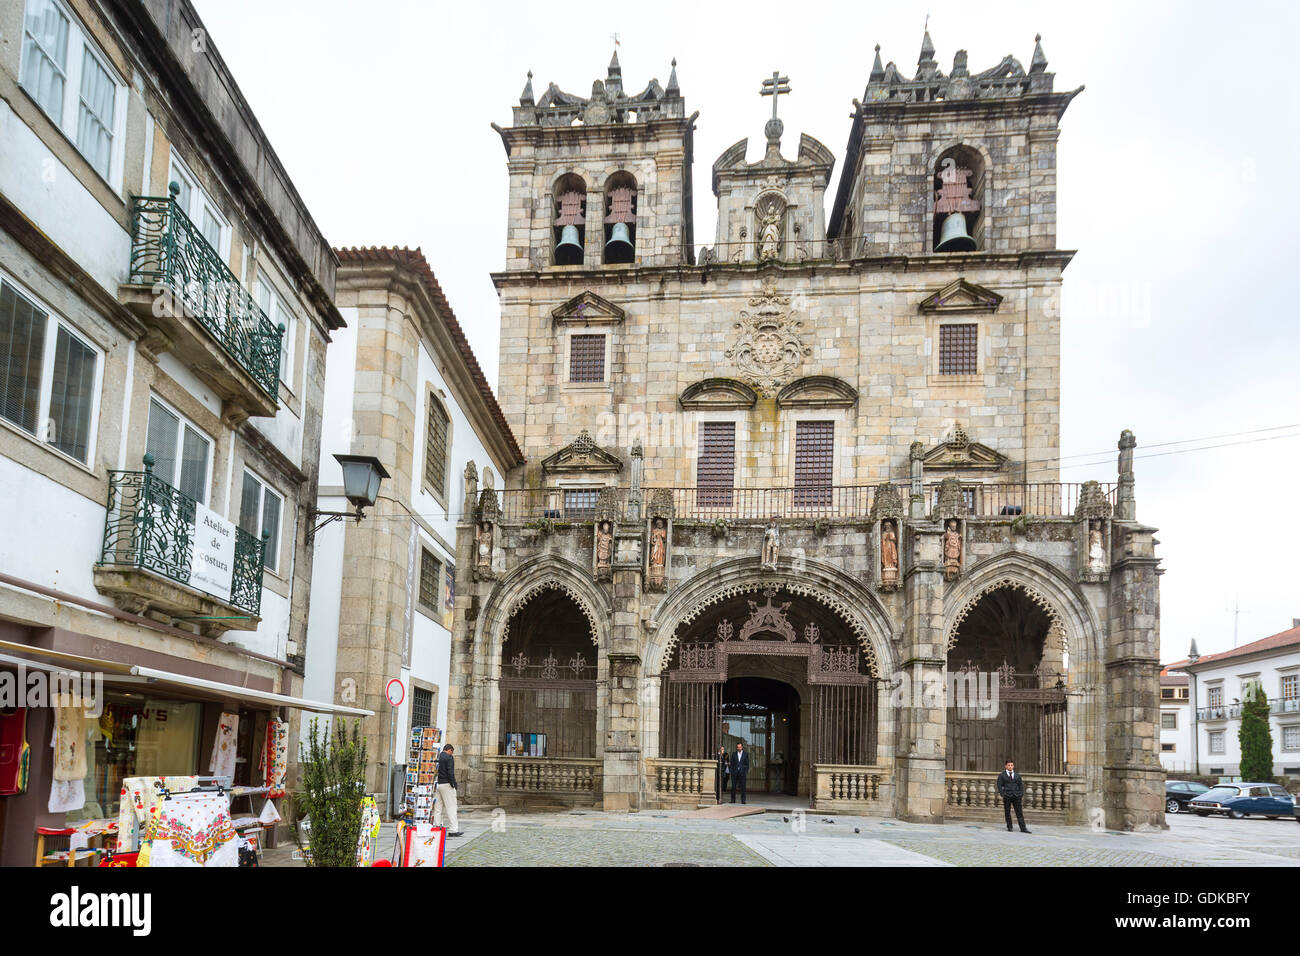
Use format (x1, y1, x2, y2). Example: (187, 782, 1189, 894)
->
(1238, 683, 1274, 782)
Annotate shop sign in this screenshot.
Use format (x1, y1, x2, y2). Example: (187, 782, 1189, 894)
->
(190, 502, 236, 603)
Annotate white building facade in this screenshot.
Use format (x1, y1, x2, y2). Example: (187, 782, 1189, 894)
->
(1158, 669, 1192, 774)
(1169, 625, 1300, 781)
(0, 0, 358, 865)
(304, 247, 523, 801)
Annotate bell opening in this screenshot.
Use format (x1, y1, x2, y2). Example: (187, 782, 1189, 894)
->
(932, 145, 984, 252)
(555, 224, 584, 265)
(604, 222, 635, 264)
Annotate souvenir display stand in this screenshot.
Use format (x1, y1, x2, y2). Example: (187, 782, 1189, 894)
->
(404, 726, 442, 822)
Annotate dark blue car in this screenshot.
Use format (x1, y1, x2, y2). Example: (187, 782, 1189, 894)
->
(1188, 782, 1294, 819)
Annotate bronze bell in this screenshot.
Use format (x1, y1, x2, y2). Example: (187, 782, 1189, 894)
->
(555, 224, 583, 262)
(936, 212, 976, 252)
(605, 221, 634, 259)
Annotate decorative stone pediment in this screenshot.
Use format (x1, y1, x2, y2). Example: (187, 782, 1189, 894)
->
(551, 290, 626, 326)
(648, 488, 675, 520)
(918, 278, 1003, 314)
(868, 482, 904, 521)
(678, 378, 758, 410)
(921, 425, 1008, 472)
(1073, 480, 1113, 520)
(776, 375, 858, 409)
(931, 476, 969, 521)
(541, 429, 624, 475)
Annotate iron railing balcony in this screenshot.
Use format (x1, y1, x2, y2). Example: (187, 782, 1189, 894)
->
(119, 186, 283, 420)
(93, 456, 267, 635)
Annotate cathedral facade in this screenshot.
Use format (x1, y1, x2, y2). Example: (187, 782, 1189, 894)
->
(446, 34, 1164, 828)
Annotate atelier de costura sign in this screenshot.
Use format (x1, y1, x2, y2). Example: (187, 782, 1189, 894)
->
(190, 502, 236, 603)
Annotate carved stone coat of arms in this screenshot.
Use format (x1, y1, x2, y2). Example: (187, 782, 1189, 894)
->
(724, 275, 811, 395)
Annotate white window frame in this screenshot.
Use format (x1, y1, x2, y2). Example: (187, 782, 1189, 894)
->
(1282, 725, 1300, 752)
(19, 0, 128, 190)
(239, 468, 284, 576)
(1207, 731, 1225, 755)
(0, 269, 103, 468)
(564, 329, 610, 387)
(168, 152, 231, 262)
(1161, 712, 1177, 731)
(254, 274, 296, 390)
(145, 393, 213, 505)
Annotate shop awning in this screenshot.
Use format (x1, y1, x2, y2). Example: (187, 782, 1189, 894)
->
(0, 640, 372, 717)
(126, 665, 374, 717)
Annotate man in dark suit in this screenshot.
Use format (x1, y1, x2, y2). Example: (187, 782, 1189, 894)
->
(997, 759, 1030, 833)
(729, 742, 750, 804)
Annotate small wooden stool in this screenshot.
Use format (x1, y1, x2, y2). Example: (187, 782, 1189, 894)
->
(35, 826, 102, 867)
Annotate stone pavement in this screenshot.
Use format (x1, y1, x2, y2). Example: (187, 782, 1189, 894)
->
(262, 806, 1300, 867)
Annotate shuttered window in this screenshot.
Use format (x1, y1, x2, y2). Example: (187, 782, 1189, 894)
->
(938, 324, 978, 375)
(569, 334, 606, 383)
(419, 547, 440, 613)
(424, 395, 449, 497)
(697, 421, 735, 508)
(793, 421, 833, 506)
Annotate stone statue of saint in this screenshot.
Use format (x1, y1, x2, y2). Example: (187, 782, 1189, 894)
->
(943, 519, 962, 579)
(650, 519, 667, 567)
(1088, 519, 1105, 571)
(881, 520, 899, 585)
(762, 519, 780, 568)
(596, 521, 613, 568)
(757, 210, 781, 261)
(476, 521, 493, 566)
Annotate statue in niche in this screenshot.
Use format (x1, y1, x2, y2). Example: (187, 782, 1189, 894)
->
(648, 518, 667, 586)
(476, 520, 494, 567)
(762, 518, 781, 569)
(595, 521, 613, 569)
(756, 195, 783, 261)
(943, 519, 962, 580)
(1088, 518, 1106, 571)
(880, 519, 899, 586)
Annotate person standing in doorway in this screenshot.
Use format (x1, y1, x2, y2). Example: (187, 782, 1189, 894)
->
(433, 744, 464, 837)
(716, 746, 729, 804)
(730, 741, 750, 804)
(997, 759, 1030, 833)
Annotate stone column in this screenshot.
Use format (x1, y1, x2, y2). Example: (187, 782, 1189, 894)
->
(908, 441, 925, 520)
(894, 520, 949, 822)
(446, 508, 485, 800)
(1103, 518, 1164, 829)
(604, 539, 644, 811)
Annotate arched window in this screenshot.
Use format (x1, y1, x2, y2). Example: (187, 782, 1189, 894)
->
(933, 145, 984, 252)
(602, 172, 637, 264)
(553, 174, 586, 266)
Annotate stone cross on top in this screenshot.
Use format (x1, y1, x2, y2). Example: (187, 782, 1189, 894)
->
(760, 71, 790, 120)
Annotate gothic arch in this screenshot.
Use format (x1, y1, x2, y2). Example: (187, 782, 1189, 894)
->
(942, 552, 1102, 659)
(645, 557, 896, 679)
(476, 556, 611, 653)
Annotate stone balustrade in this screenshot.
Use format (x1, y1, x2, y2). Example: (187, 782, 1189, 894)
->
(945, 771, 1073, 820)
(488, 756, 601, 794)
(647, 758, 716, 807)
(812, 764, 892, 814)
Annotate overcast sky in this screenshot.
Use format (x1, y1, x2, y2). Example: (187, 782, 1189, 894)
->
(193, 0, 1299, 661)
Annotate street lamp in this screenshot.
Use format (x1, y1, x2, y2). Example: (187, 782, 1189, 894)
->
(309, 454, 390, 540)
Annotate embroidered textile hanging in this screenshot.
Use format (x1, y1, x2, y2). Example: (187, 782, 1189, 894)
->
(263, 718, 287, 798)
(209, 711, 239, 779)
(0, 708, 30, 795)
(116, 775, 199, 853)
(147, 790, 238, 867)
(52, 696, 86, 781)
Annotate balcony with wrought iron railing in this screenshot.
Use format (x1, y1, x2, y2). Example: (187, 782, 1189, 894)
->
(493, 482, 1115, 524)
(119, 186, 283, 420)
(93, 456, 267, 635)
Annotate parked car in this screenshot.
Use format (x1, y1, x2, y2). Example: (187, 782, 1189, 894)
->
(1165, 780, 1211, 813)
(1294, 793, 1299, 824)
(1188, 783, 1294, 819)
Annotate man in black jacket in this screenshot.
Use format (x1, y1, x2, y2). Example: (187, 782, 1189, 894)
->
(433, 744, 463, 837)
(729, 742, 750, 804)
(997, 759, 1030, 833)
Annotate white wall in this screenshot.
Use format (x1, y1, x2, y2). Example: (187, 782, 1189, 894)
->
(0, 455, 105, 600)
(1159, 701, 1192, 774)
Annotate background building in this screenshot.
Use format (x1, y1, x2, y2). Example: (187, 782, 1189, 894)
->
(304, 246, 523, 800)
(1158, 666, 1192, 774)
(1168, 625, 1300, 781)
(446, 36, 1164, 828)
(0, 0, 362, 864)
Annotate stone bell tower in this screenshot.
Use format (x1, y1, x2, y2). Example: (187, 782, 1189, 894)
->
(493, 52, 696, 272)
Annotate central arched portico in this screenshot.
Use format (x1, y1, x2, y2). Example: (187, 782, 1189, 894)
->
(643, 558, 898, 811)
